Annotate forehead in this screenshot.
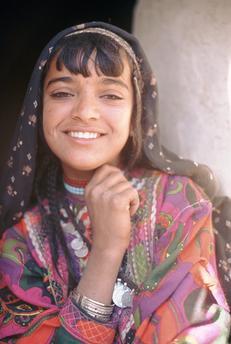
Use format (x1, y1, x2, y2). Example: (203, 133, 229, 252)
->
(44, 51, 132, 85)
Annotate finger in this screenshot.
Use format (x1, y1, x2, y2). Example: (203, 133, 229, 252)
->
(123, 188, 140, 216)
(104, 180, 134, 196)
(98, 171, 128, 190)
(87, 165, 126, 190)
(129, 196, 140, 216)
(124, 188, 140, 216)
(108, 187, 139, 215)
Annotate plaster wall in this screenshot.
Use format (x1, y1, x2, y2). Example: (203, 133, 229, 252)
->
(133, 0, 231, 196)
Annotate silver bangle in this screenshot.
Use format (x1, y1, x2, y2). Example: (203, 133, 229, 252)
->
(71, 289, 114, 322)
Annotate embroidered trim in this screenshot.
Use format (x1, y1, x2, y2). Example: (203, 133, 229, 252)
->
(150, 175, 161, 263)
(26, 213, 46, 267)
(25, 212, 60, 305)
(128, 174, 161, 286)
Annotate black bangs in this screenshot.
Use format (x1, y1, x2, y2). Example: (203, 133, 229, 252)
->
(53, 33, 126, 77)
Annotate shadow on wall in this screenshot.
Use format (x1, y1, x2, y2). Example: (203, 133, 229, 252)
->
(0, 0, 137, 170)
(228, 61, 231, 117)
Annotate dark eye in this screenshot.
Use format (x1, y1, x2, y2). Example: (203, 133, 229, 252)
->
(102, 94, 123, 100)
(51, 92, 74, 98)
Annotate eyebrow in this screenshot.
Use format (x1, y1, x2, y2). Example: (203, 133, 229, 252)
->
(45, 76, 129, 91)
(101, 77, 129, 91)
(46, 76, 73, 88)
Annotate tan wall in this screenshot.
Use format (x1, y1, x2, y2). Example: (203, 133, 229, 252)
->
(133, 0, 231, 196)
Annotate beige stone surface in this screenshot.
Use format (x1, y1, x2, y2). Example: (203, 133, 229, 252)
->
(133, 0, 231, 196)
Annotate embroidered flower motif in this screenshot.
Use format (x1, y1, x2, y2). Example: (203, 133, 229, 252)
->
(218, 259, 229, 273)
(7, 156, 13, 168)
(17, 138, 23, 148)
(28, 114, 37, 126)
(226, 220, 231, 228)
(6, 185, 17, 197)
(152, 90, 157, 98)
(150, 76, 157, 86)
(38, 59, 47, 70)
(27, 153, 32, 160)
(33, 101, 38, 108)
(148, 142, 154, 150)
(226, 243, 231, 255)
(166, 167, 173, 174)
(147, 124, 157, 137)
(11, 176, 15, 183)
(22, 165, 32, 176)
(157, 212, 173, 228)
(12, 211, 23, 221)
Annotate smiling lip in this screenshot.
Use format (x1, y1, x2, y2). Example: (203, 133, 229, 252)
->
(64, 128, 106, 142)
(68, 131, 100, 139)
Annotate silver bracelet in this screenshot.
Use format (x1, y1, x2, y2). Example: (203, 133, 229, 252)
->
(71, 289, 114, 322)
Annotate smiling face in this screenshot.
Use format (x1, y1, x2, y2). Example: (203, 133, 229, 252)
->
(42, 51, 134, 179)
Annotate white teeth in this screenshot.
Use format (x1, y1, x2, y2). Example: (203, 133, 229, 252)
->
(68, 131, 98, 139)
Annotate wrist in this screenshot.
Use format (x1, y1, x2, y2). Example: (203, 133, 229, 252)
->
(91, 245, 126, 261)
(71, 289, 114, 322)
(77, 246, 124, 305)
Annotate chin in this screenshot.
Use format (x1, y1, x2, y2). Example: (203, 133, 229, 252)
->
(62, 158, 121, 175)
(63, 162, 102, 174)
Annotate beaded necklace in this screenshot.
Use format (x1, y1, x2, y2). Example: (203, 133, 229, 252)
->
(63, 175, 88, 196)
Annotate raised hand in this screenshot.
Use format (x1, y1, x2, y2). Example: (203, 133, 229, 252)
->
(85, 164, 140, 253)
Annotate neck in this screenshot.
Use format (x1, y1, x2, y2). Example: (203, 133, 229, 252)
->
(62, 165, 94, 181)
(63, 175, 88, 196)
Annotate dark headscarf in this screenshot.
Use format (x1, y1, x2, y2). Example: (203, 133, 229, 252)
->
(0, 21, 230, 303)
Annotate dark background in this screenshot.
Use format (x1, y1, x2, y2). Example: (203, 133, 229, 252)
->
(0, 0, 137, 168)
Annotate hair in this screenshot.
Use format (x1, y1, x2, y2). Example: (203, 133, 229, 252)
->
(36, 32, 144, 289)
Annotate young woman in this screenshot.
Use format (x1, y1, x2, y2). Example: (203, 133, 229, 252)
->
(0, 21, 230, 343)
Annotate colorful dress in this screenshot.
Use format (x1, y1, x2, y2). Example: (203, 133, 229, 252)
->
(0, 169, 230, 343)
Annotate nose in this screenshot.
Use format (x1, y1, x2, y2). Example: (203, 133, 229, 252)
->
(70, 92, 99, 121)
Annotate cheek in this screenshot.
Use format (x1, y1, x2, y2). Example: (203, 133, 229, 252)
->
(120, 107, 133, 135)
(42, 102, 66, 133)
(109, 103, 133, 129)
(42, 106, 60, 141)
(42, 107, 53, 136)
(42, 117, 51, 138)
